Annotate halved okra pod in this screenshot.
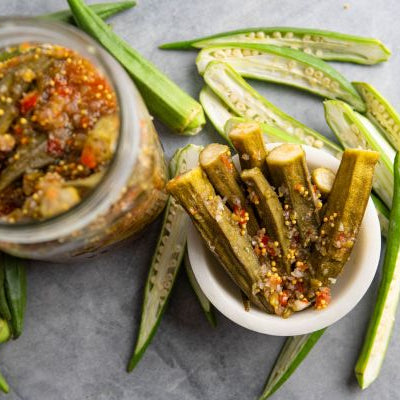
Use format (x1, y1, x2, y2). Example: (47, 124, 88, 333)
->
(311, 167, 335, 199)
(199, 143, 259, 236)
(266, 144, 321, 247)
(324, 99, 394, 207)
(226, 120, 269, 175)
(203, 61, 342, 156)
(196, 44, 365, 112)
(353, 82, 400, 151)
(167, 167, 272, 312)
(161, 27, 390, 65)
(311, 149, 379, 285)
(240, 167, 291, 273)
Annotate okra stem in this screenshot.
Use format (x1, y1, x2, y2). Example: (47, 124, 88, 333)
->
(167, 167, 272, 312)
(204, 61, 341, 156)
(266, 144, 321, 247)
(196, 44, 365, 111)
(68, 0, 205, 135)
(311, 149, 379, 285)
(199, 144, 259, 236)
(161, 27, 391, 65)
(240, 167, 291, 273)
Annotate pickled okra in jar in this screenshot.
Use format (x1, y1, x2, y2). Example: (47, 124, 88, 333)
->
(0, 39, 168, 260)
(0, 43, 119, 221)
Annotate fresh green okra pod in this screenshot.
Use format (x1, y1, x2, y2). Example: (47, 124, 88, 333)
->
(241, 167, 292, 273)
(266, 144, 321, 247)
(0, 266, 11, 322)
(353, 82, 400, 151)
(311, 167, 335, 199)
(3, 254, 27, 339)
(203, 61, 342, 156)
(196, 44, 365, 111)
(41, 1, 136, 23)
(227, 121, 269, 176)
(199, 143, 259, 236)
(311, 149, 379, 285)
(324, 99, 394, 208)
(161, 27, 390, 65)
(68, 0, 205, 135)
(0, 369, 9, 394)
(167, 167, 272, 312)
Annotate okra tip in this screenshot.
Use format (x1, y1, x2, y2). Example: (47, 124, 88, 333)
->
(181, 105, 206, 135)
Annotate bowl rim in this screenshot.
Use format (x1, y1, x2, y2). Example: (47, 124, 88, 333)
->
(187, 144, 382, 336)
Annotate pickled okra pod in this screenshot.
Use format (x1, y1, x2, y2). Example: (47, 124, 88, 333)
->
(68, 0, 205, 135)
(161, 27, 391, 65)
(227, 120, 269, 175)
(167, 167, 272, 312)
(240, 168, 292, 273)
(353, 82, 400, 151)
(266, 144, 321, 247)
(203, 61, 342, 156)
(199, 143, 259, 236)
(311, 149, 379, 285)
(324, 100, 395, 207)
(196, 44, 365, 112)
(311, 167, 335, 199)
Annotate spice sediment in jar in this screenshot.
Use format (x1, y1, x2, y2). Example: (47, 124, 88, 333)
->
(0, 43, 119, 222)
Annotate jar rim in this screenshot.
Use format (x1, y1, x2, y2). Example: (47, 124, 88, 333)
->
(0, 17, 141, 243)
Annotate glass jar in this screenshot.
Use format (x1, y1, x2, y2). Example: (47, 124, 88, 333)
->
(0, 18, 168, 261)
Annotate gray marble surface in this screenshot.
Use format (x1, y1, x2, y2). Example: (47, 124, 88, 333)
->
(0, 0, 398, 399)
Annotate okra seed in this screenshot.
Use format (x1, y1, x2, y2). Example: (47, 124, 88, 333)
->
(272, 31, 281, 38)
(242, 48, 251, 56)
(294, 127, 304, 138)
(288, 60, 296, 69)
(330, 81, 339, 90)
(248, 32, 256, 39)
(351, 124, 360, 134)
(322, 77, 331, 86)
(303, 35, 311, 41)
(285, 32, 294, 39)
(251, 50, 260, 56)
(315, 50, 323, 57)
(224, 49, 232, 56)
(378, 104, 385, 113)
(314, 70, 323, 79)
(304, 47, 312, 54)
(256, 31, 265, 39)
(232, 48, 243, 57)
(305, 136, 315, 145)
(245, 108, 256, 118)
(305, 67, 314, 76)
(236, 102, 247, 112)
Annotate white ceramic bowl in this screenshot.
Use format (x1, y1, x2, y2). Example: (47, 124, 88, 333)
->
(187, 144, 381, 336)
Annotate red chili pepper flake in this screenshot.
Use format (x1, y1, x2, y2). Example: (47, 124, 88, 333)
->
(315, 287, 331, 310)
(20, 91, 38, 114)
(47, 138, 63, 157)
(279, 290, 289, 307)
(220, 154, 234, 172)
(80, 146, 97, 169)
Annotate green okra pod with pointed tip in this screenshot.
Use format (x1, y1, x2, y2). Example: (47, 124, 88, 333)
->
(353, 82, 400, 151)
(311, 149, 379, 285)
(196, 44, 365, 111)
(167, 167, 272, 312)
(199, 143, 259, 236)
(241, 167, 291, 273)
(266, 144, 321, 247)
(203, 61, 342, 156)
(161, 27, 390, 65)
(68, 0, 205, 135)
(41, 1, 136, 24)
